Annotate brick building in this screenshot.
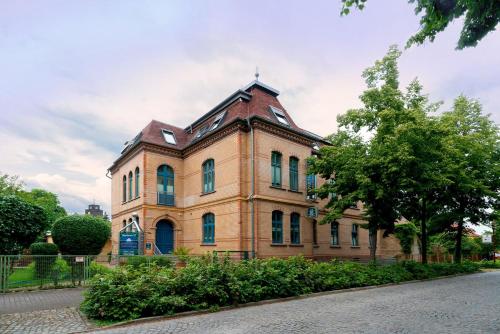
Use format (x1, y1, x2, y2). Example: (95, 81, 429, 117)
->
(109, 80, 405, 260)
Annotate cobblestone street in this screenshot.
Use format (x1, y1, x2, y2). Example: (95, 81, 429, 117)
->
(90, 271, 500, 334)
(0, 287, 90, 333)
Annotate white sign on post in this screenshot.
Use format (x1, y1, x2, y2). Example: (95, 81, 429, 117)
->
(482, 234, 492, 244)
(75, 256, 85, 263)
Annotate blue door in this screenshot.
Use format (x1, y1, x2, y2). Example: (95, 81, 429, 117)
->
(156, 220, 174, 254)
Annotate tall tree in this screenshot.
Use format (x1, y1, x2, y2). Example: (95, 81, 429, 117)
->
(309, 46, 410, 261)
(341, 0, 500, 49)
(0, 195, 49, 254)
(19, 189, 67, 226)
(438, 96, 500, 263)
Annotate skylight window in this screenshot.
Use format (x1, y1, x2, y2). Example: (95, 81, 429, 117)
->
(269, 106, 289, 126)
(162, 129, 177, 145)
(209, 111, 226, 131)
(195, 125, 209, 139)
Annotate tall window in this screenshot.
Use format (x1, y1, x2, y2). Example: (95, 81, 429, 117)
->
(331, 222, 339, 246)
(135, 167, 140, 198)
(272, 210, 283, 244)
(122, 175, 126, 202)
(202, 159, 215, 193)
(352, 224, 359, 246)
(306, 161, 317, 200)
(128, 171, 133, 201)
(202, 213, 215, 244)
(290, 213, 300, 244)
(289, 157, 299, 191)
(271, 151, 282, 187)
(312, 220, 318, 245)
(157, 165, 175, 206)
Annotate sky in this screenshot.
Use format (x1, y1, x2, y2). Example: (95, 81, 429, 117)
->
(0, 1, 498, 231)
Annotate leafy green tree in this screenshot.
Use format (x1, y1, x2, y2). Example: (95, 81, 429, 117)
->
(0, 173, 66, 227)
(52, 215, 111, 255)
(341, 0, 500, 49)
(0, 195, 50, 254)
(0, 173, 24, 195)
(309, 46, 410, 261)
(438, 97, 500, 263)
(19, 189, 67, 226)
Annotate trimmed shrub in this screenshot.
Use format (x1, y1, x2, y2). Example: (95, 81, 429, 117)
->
(82, 256, 480, 322)
(52, 215, 111, 255)
(30, 242, 59, 279)
(30, 242, 58, 255)
(477, 260, 500, 269)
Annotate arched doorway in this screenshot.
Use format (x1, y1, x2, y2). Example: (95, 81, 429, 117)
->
(156, 220, 174, 254)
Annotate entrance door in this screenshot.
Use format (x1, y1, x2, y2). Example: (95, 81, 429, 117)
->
(155, 220, 174, 254)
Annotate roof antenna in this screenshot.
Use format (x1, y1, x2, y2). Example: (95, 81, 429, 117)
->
(255, 66, 259, 82)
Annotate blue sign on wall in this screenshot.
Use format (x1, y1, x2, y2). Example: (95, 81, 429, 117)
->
(119, 232, 139, 255)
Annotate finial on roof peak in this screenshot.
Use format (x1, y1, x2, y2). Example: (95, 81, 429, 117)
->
(255, 66, 259, 81)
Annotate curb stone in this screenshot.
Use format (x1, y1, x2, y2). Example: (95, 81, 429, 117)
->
(76, 271, 480, 333)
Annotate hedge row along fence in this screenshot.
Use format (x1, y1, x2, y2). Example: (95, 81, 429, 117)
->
(82, 255, 480, 321)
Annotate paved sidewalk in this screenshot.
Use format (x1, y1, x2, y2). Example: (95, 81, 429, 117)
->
(0, 287, 85, 314)
(0, 288, 91, 333)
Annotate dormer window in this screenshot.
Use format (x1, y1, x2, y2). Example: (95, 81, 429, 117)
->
(209, 111, 226, 131)
(195, 125, 209, 139)
(269, 106, 289, 126)
(162, 129, 177, 145)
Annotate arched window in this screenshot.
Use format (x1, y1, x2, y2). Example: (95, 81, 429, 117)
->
(135, 167, 140, 198)
(128, 171, 133, 201)
(157, 165, 175, 206)
(271, 151, 282, 187)
(202, 213, 215, 244)
(122, 175, 127, 202)
(352, 224, 359, 246)
(272, 210, 283, 244)
(202, 159, 215, 193)
(128, 218, 133, 232)
(331, 222, 339, 246)
(290, 213, 300, 244)
(122, 220, 126, 229)
(289, 157, 299, 191)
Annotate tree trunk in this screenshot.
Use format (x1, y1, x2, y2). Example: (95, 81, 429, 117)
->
(454, 220, 464, 264)
(421, 199, 427, 264)
(369, 227, 378, 262)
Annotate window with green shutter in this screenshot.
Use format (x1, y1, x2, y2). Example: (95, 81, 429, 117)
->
(202, 159, 215, 193)
(289, 157, 299, 191)
(272, 210, 283, 244)
(271, 152, 282, 187)
(290, 213, 300, 244)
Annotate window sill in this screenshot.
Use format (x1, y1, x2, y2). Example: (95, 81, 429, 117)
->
(270, 243, 287, 247)
(330, 245, 341, 248)
(313, 244, 320, 248)
(270, 185, 287, 191)
(200, 243, 217, 246)
(287, 189, 303, 194)
(289, 244, 304, 247)
(122, 197, 140, 205)
(200, 190, 216, 197)
(351, 246, 360, 249)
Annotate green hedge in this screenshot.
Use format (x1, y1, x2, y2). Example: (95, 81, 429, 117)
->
(30, 242, 59, 279)
(124, 255, 173, 269)
(82, 255, 480, 321)
(477, 260, 500, 269)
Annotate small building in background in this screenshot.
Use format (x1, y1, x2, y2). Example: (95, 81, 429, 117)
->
(85, 203, 109, 220)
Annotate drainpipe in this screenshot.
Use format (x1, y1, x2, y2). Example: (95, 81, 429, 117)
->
(247, 117, 255, 259)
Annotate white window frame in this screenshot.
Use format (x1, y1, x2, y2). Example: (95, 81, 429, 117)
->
(269, 106, 290, 126)
(209, 111, 226, 131)
(161, 129, 177, 145)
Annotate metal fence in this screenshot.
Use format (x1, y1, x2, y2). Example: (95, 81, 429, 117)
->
(0, 255, 93, 292)
(0, 251, 251, 292)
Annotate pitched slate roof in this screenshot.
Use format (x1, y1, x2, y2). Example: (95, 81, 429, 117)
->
(118, 80, 326, 156)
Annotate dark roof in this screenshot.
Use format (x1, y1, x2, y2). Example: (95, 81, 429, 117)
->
(117, 80, 326, 159)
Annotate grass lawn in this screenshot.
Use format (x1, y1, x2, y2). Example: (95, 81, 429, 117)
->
(8, 266, 38, 288)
